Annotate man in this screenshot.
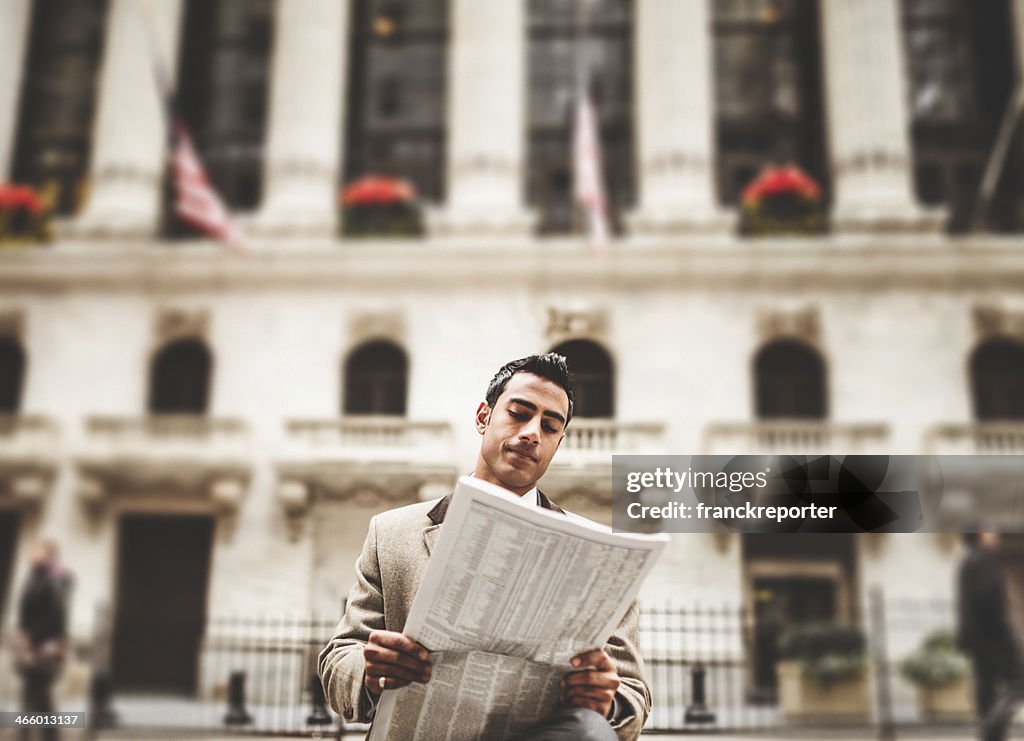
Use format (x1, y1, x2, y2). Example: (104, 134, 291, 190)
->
(319, 354, 650, 740)
(16, 539, 72, 741)
(956, 528, 1023, 741)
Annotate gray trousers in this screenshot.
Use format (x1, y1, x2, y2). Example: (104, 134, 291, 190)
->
(511, 707, 618, 741)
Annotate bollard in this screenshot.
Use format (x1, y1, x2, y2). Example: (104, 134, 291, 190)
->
(307, 671, 333, 726)
(224, 670, 254, 725)
(684, 662, 716, 724)
(87, 669, 118, 730)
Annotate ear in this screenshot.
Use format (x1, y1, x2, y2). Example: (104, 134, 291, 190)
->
(475, 402, 491, 434)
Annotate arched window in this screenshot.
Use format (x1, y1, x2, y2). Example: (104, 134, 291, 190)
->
(713, 0, 828, 205)
(343, 0, 449, 202)
(901, 0, 1018, 232)
(754, 339, 827, 419)
(148, 338, 212, 414)
(11, 0, 109, 215)
(165, 0, 274, 235)
(551, 339, 614, 418)
(970, 338, 1024, 420)
(343, 340, 408, 415)
(527, 0, 635, 234)
(0, 338, 26, 414)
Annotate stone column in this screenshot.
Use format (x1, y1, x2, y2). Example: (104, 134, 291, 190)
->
(628, 0, 728, 236)
(73, 0, 184, 238)
(821, 0, 941, 232)
(253, 0, 349, 237)
(0, 0, 33, 181)
(428, 0, 533, 236)
(1013, 0, 1024, 78)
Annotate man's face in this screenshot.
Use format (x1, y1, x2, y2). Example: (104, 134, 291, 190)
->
(980, 530, 1001, 549)
(473, 372, 569, 495)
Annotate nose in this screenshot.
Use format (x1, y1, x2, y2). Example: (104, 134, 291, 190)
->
(519, 416, 541, 445)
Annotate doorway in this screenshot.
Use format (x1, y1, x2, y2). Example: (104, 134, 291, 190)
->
(111, 514, 214, 694)
(743, 533, 857, 702)
(0, 510, 20, 625)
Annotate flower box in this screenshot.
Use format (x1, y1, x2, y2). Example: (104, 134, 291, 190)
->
(0, 183, 52, 245)
(339, 176, 423, 238)
(740, 165, 826, 237)
(777, 660, 872, 720)
(900, 630, 972, 720)
(776, 622, 871, 721)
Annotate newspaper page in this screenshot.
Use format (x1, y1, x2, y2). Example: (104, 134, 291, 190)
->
(368, 476, 668, 741)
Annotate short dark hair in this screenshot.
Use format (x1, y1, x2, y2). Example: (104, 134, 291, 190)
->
(484, 353, 575, 423)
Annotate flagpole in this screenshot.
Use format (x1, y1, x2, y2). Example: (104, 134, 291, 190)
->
(573, 0, 587, 237)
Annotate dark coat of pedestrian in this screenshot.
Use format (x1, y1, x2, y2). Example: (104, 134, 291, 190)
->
(15, 540, 73, 741)
(957, 530, 1023, 741)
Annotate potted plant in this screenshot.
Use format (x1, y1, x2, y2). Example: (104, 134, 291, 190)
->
(0, 183, 52, 245)
(900, 630, 972, 720)
(740, 164, 826, 237)
(339, 175, 423, 238)
(776, 622, 871, 720)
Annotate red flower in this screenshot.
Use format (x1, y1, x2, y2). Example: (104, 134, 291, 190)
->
(742, 166, 821, 207)
(340, 176, 417, 207)
(0, 183, 47, 215)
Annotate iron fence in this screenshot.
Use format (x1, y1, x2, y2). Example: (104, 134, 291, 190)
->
(0, 597, 1004, 736)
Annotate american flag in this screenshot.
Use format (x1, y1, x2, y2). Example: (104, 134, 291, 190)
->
(170, 121, 246, 250)
(572, 92, 611, 252)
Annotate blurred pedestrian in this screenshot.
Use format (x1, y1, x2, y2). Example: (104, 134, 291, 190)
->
(957, 528, 1023, 741)
(14, 539, 73, 741)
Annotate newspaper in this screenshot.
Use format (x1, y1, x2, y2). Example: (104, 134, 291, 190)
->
(368, 475, 668, 741)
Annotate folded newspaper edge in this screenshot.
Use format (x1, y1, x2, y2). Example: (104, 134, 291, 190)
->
(369, 475, 668, 741)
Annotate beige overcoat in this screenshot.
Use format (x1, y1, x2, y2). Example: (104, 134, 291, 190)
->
(318, 491, 651, 740)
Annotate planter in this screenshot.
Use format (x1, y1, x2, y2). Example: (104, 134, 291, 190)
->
(339, 176, 422, 238)
(740, 165, 826, 237)
(918, 676, 973, 720)
(0, 183, 52, 244)
(778, 660, 871, 721)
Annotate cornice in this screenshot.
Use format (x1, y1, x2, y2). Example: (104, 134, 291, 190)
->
(0, 235, 1022, 292)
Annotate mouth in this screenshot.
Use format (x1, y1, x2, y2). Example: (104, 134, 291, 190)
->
(506, 446, 538, 463)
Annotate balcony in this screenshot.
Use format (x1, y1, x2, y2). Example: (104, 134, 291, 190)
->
(275, 417, 457, 511)
(542, 420, 666, 504)
(0, 415, 59, 505)
(75, 415, 252, 510)
(703, 421, 890, 455)
(925, 423, 1024, 454)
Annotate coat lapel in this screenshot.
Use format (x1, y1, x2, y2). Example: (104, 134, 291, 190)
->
(423, 523, 442, 556)
(422, 488, 565, 556)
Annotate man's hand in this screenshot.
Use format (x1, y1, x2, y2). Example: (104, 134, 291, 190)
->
(561, 648, 620, 719)
(363, 630, 432, 695)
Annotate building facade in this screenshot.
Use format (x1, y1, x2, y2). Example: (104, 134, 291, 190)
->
(1, 0, 1024, 717)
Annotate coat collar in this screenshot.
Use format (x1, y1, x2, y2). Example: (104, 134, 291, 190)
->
(426, 488, 564, 526)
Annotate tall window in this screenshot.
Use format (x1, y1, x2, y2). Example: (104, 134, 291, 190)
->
(11, 0, 108, 215)
(901, 0, 1018, 232)
(713, 0, 827, 205)
(551, 339, 614, 418)
(343, 0, 449, 201)
(0, 338, 26, 414)
(970, 338, 1024, 420)
(166, 0, 274, 234)
(527, 0, 634, 234)
(754, 339, 827, 419)
(148, 338, 212, 414)
(343, 340, 408, 415)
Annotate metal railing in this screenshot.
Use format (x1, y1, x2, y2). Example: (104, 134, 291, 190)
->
(703, 420, 890, 455)
(1, 598, 1003, 736)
